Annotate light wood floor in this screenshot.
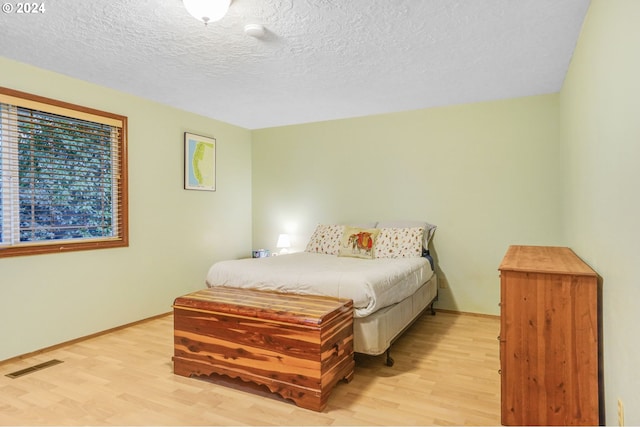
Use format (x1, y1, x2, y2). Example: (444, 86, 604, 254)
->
(0, 311, 500, 426)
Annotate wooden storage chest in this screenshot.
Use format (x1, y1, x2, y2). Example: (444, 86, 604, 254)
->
(173, 287, 354, 411)
(499, 245, 600, 426)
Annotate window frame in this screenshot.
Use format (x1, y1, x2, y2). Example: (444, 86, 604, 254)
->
(0, 87, 128, 258)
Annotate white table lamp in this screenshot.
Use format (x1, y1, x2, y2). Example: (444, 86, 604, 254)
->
(276, 234, 291, 255)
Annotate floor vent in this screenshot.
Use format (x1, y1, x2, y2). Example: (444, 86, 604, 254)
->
(5, 359, 64, 379)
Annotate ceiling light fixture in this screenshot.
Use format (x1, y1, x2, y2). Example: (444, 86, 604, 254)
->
(183, 0, 231, 25)
(244, 24, 265, 38)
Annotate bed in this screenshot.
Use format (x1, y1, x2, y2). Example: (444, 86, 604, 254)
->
(205, 221, 438, 366)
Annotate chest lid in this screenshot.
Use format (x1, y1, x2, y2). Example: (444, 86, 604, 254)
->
(173, 287, 353, 327)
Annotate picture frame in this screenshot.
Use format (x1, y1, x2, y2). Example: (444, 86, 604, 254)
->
(184, 132, 216, 191)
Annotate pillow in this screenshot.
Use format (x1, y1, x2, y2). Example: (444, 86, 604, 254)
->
(338, 226, 380, 259)
(375, 227, 424, 258)
(376, 220, 437, 248)
(346, 222, 378, 229)
(305, 224, 345, 255)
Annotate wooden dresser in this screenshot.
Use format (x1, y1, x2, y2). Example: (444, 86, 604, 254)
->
(173, 287, 354, 412)
(498, 245, 599, 426)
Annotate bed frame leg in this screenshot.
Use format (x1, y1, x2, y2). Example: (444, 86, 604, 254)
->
(382, 299, 437, 367)
(385, 349, 394, 367)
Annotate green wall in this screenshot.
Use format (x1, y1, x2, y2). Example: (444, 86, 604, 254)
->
(252, 94, 563, 315)
(560, 0, 640, 423)
(0, 57, 253, 361)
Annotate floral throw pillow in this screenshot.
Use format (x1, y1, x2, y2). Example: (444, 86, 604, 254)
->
(305, 224, 345, 255)
(375, 227, 425, 258)
(338, 226, 380, 259)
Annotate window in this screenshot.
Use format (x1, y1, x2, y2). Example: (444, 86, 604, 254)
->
(0, 87, 128, 257)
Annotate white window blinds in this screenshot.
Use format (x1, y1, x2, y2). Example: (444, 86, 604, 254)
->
(0, 87, 128, 257)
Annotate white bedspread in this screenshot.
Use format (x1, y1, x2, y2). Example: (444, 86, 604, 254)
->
(205, 252, 433, 318)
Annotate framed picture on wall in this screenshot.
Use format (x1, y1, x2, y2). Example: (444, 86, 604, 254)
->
(184, 132, 216, 191)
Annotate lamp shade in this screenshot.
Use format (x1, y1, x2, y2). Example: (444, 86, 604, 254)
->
(183, 0, 231, 24)
(276, 234, 291, 249)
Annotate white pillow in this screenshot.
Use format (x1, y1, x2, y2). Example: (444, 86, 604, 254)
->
(375, 227, 424, 258)
(376, 220, 437, 248)
(346, 222, 378, 228)
(338, 226, 380, 259)
(304, 224, 345, 255)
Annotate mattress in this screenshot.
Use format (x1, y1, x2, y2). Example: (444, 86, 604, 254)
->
(205, 252, 434, 318)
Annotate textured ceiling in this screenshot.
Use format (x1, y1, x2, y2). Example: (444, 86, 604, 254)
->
(0, 0, 590, 129)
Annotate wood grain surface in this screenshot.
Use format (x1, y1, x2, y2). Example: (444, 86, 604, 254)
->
(173, 287, 355, 411)
(499, 245, 599, 425)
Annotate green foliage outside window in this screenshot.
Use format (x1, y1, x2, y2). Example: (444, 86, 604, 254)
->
(16, 109, 114, 241)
